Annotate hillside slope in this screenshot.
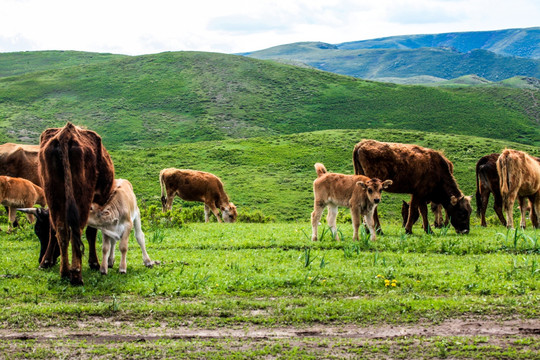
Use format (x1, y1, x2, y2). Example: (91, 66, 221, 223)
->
(0, 51, 538, 147)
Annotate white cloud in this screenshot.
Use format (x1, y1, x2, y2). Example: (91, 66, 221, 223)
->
(0, 0, 538, 54)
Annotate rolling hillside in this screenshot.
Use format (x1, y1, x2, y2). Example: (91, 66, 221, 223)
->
(0, 51, 538, 147)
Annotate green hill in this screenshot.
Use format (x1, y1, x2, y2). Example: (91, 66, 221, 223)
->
(112, 129, 540, 221)
(0, 51, 538, 147)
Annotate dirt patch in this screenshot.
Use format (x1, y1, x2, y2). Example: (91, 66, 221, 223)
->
(0, 318, 538, 343)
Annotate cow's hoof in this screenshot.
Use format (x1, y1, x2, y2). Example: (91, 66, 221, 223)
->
(100, 270, 108, 276)
(119, 270, 126, 274)
(69, 270, 83, 286)
(89, 262, 100, 271)
(39, 260, 55, 269)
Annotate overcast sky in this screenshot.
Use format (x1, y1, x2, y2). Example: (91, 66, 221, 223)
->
(1, 0, 539, 55)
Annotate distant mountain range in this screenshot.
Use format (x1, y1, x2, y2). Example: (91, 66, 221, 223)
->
(244, 28, 540, 83)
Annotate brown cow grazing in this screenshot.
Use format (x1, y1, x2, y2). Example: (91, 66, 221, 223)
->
(496, 149, 540, 229)
(0, 176, 45, 231)
(88, 179, 158, 274)
(160, 168, 237, 223)
(475, 153, 507, 227)
(39, 122, 115, 285)
(311, 163, 392, 241)
(0, 143, 40, 186)
(353, 140, 472, 235)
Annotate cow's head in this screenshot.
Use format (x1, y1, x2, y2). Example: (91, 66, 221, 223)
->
(17, 208, 59, 264)
(357, 178, 393, 205)
(447, 195, 472, 234)
(89, 203, 118, 227)
(221, 202, 237, 223)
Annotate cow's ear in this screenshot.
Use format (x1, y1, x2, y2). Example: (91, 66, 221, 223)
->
(382, 180, 393, 189)
(356, 181, 367, 189)
(450, 196, 458, 206)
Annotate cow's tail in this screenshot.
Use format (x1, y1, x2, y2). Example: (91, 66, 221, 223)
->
(352, 143, 365, 175)
(475, 165, 482, 217)
(314, 163, 327, 177)
(497, 151, 511, 196)
(59, 138, 83, 259)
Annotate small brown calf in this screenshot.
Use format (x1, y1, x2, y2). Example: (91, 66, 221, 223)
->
(311, 163, 392, 241)
(0, 175, 45, 231)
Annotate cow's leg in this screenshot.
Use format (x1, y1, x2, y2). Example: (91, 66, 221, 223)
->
(503, 190, 518, 229)
(350, 206, 361, 241)
(518, 196, 528, 228)
(432, 203, 443, 228)
(372, 207, 383, 235)
(165, 192, 175, 212)
(54, 223, 72, 280)
(100, 235, 112, 275)
(311, 202, 325, 241)
(530, 195, 539, 228)
(326, 204, 339, 240)
(479, 188, 491, 227)
(69, 227, 84, 286)
(493, 192, 507, 227)
(364, 210, 377, 241)
(118, 224, 132, 274)
(7, 207, 17, 231)
(418, 201, 431, 233)
(40, 227, 59, 268)
(206, 202, 222, 223)
(133, 211, 156, 267)
(85, 227, 100, 270)
(204, 204, 211, 223)
(404, 196, 420, 234)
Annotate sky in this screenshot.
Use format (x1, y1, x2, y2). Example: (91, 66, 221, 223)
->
(1, 0, 539, 55)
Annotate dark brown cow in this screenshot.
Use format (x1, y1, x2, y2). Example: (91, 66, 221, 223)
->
(497, 149, 540, 229)
(160, 168, 237, 223)
(38, 122, 115, 285)
(0, 143, 40, 186)
(0, 175, 45, 231)
(353, 140, 472, 234)
(475, 153, 507, 227)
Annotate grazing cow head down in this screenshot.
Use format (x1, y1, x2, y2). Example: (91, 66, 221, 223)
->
(356, 179, 393, 205)
(447, 195, 473, 234)
(221, 202, 238, 223)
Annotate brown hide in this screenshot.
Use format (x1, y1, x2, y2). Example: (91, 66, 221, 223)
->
(311, 163, 392, 241)
(496, 149, 540, 229)
(38, 122, 114, 285)
(0, 143, 40, 186)
(353, 139, 471, 234)
(475, 153, 506, 227)
(160, 168, 237, 223)
(0, 175, 45, 230)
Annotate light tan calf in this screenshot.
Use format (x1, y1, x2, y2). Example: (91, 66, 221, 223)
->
(311, 163, 392, 241)
(160, 168, 237, 223)
(88, 179, 158, 274)
(0, 175, 45, 231)
(497, 149, 540, 229)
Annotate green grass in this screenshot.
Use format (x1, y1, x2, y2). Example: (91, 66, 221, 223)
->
(0, 51, 538, 147)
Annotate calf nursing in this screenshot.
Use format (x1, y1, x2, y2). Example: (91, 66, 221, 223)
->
(311, 163, 392, 241)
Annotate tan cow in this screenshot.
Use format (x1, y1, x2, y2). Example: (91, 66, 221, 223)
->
(88, 179, 158, 274)
(497, 149, 540, 229)
(0, 175, 46, 231)
(311, 163, 392, 241)
(0, 143, 40, 186)
(160, 168, 237, 223)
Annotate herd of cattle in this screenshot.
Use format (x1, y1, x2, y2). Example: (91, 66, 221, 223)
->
(0, 122, 539, 285)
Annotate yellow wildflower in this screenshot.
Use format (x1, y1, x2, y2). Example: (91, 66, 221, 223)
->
(391, 283, 397, 287)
